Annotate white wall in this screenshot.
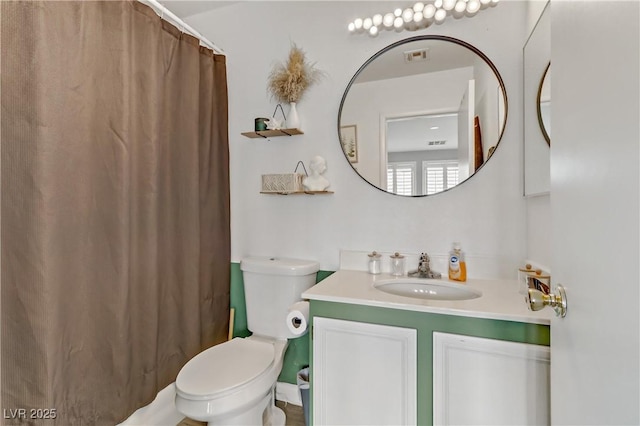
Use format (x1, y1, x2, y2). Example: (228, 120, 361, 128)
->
(186, 1, 530, 277)
(526, 195, 550, 269)
(525, 0, 550, 33)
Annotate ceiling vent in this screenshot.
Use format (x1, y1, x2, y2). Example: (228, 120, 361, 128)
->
(404, 48, 429, 63)
(428, 140, 446, 146)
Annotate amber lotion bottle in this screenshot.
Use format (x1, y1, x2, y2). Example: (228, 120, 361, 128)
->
(448, 242, 467, 282)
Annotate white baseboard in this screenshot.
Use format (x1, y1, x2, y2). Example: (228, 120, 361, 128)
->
(276, 382, 302, 406)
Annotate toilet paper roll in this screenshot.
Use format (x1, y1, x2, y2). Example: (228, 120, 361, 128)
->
(286, 301, 310, 337)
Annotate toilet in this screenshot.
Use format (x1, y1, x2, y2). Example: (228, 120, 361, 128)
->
(175, 256, 319, 425)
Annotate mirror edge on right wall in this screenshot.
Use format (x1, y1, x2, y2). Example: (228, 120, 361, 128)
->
(537, 62, 551, 145)
(523, 0, 551, 196)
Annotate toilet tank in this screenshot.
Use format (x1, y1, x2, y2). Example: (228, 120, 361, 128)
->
(240, 256, 319, 339)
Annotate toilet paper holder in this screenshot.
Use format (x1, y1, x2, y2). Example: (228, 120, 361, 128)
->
(286, 301, 310, 337)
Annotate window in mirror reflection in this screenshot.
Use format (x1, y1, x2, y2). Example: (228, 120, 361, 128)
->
(387, 162, 415, 195)
(386, 112, 461, 195)
(424, 160, 459, 194)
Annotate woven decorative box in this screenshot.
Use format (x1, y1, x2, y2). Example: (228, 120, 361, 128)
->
(261, 173, 305, 193)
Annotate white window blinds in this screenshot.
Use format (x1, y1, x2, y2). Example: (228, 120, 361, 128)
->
(423, 160, 459, 195)
(387, 162, 416, 196)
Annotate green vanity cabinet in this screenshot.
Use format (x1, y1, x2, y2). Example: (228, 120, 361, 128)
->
(308, 300, 550, 425)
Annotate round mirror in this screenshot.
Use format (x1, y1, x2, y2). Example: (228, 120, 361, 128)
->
(338, 35, 507, 197)
(537, 62, 551, 145)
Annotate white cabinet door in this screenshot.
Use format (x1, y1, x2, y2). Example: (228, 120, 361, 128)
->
(313, 317, 417, 425)
(433, 333, 550, 426)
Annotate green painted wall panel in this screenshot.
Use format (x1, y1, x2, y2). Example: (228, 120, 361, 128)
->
(230, 262, 334, 383)
(230, 263, 250, 338)
(309, 300, 550, 425)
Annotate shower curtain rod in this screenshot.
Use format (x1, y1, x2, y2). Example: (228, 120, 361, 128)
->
(139, 0, 226, 55)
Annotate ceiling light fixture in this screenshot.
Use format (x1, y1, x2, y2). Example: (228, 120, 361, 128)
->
(348, 0, 499, 37)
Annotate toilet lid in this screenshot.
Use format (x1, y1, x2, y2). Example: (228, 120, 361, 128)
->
(176, 338, 274, 399)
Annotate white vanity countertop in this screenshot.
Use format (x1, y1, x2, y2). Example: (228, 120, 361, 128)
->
(302, 270, 553, 325)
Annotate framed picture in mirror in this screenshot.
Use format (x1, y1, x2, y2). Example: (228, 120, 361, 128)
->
(340, 125, 358, 163)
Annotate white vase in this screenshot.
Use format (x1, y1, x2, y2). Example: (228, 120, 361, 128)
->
(287, 102, 300, 129)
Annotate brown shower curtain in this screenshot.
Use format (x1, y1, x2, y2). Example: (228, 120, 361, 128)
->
(1, 1, 230, 424)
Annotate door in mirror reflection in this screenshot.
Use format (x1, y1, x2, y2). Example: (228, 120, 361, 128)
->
(338, 35, 507, 197)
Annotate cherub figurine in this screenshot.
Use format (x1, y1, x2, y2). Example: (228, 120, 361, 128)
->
(302, 156, 330, 191)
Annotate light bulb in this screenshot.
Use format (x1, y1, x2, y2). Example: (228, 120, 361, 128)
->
(402, 8, 414, 22)
(394, 8, 403, 17)
(423, 4, 436, 19)
(434, 8, 447, 22)
(363, 17, 372, 30)
(443, 0, 457, 11)
(455, 0, 467, 13)
(413, 11, 424, 23)
(491, 0, 499, 3)
(413, 2, 425, 12)
(369, 25, 379, 36)
(354, 18, 363, 29)
(383, 12, 395, 27)
(372, 14, 383, 26)
(466, 0, 480, 14)
(348, 22, 356, 32)
(480, 0, 491, 4)
(393, 16, 404, 28)
(434, 0, 443, 8)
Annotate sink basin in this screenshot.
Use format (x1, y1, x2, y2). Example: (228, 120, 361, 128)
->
(373, 278, 482, 301)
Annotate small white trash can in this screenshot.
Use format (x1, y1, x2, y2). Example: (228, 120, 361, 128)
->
(297, 367, 310, 426)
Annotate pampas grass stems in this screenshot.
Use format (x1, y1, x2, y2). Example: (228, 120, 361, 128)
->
(268, 44, 323, 104)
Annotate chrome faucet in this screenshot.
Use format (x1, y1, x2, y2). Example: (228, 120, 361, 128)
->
(408, 253, 441, 279)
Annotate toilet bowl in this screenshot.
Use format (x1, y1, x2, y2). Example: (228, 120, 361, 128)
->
(174, 256, 319, 425)
(175, 336, 288, 425)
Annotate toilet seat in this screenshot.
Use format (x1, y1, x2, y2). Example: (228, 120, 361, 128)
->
(176, 338, 275, 400)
